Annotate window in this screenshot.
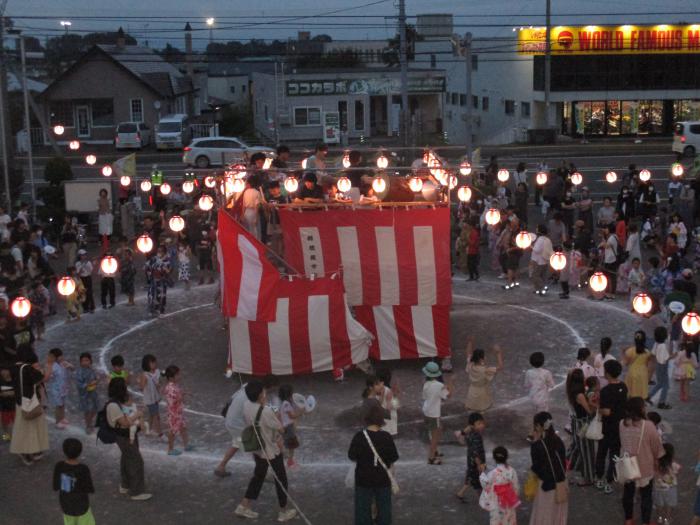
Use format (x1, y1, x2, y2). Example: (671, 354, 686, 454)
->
(521, 101, 531, 118)
(242, 85, 246, 93)
(451, 93, 458, 105)
(430, 54, 436, 69)
(505, 100, 515, 115)
(482, 97, 489, 111)
(230, 85, 236, 94)
(472, 96, 479, 109)
(117, 123, 137, 133)
(338, 100, 348, 131)
(49, 101, 74, 127)
(471, 55, 478, 71)
(354, 100, 364, 131)
(293, 107, 321, 126)
(91, 99, 114, 126)
(130, 99, 143, 122)
(459, 94, 466, 107)
(264, 104, 269, 121)
(690, 124, 700, 134)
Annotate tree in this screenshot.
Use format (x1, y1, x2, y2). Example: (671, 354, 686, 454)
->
(382, 24, 421, 67)
(38, 157, 73, 224)
(311, 34, 332, 43)
(157, 43, 185, 63)
(44, 31, 138, 78)
(297, 49, 360, 69)
(218, 105, 254, 138)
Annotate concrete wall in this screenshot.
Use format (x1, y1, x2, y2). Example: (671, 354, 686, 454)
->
(207, 75, 249, 106)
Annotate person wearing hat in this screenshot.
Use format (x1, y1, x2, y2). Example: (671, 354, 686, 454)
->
(294, 173, 324, 204)
(421, 361, 453, 465)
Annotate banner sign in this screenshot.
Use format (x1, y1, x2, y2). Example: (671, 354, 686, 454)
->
(518, 25, 700, 55)
(286, 77, 446, 96)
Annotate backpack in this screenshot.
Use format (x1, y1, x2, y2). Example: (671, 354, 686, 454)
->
(612, 235, 626, 266)
(96, 401, 129, 444)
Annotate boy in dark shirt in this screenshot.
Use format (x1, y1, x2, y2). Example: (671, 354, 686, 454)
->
(595, 359, 628, 493)
(53, 438, 95, 524)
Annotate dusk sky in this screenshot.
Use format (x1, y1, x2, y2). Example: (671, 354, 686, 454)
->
(7, 0, 700, 49)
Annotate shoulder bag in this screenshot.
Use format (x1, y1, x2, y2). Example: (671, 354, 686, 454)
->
(614, 420, 645, 484)
(363, 430, 399, 495)
(585, 411, 604, 441)
(240, 405, 264, 453)
(542, 440, 569, 504)
(19, 365, 43, 421)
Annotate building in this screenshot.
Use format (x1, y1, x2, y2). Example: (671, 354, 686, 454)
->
(252, 67, 446, 143)
(207, 60, 277, 108)
(39, 28, 196, 143)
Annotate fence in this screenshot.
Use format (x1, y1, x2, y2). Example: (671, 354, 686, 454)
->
(190, 123, 219, 138)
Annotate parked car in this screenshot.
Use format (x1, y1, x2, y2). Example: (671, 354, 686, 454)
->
(156, 114, 191, 150)
(115, 122, 151, 149)
(673, 121, 700, 157)
(182, 137, 274, 168)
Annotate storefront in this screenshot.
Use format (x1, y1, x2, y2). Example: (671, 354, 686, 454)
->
(521, 24, 700, 137)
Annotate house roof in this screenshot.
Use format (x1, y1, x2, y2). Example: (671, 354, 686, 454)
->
(208, 61, 277, 77)
(7, 72, 47, 93)
(42, 44, 195, 99)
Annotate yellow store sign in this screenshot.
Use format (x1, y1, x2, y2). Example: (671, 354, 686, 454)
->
(518, 24, 700, 55)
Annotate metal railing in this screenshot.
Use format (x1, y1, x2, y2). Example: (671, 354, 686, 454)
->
(190, 123, 219, 138)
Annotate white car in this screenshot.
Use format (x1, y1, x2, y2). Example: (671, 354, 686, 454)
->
(182, 137, 274, 168)
(115, 122, 151, 149)
(673, 121, 700, 157)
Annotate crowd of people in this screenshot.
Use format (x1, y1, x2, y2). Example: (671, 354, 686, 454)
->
(2, 149, 700, 525)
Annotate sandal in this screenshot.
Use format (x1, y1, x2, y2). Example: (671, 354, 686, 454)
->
(455, 494, 467, 503)
(428, 457, 442, 465)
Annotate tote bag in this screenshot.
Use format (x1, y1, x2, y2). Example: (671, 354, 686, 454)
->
(585, 412, 604, 441)
(614, 421, 645, 484)
(19, 365, 43, 421)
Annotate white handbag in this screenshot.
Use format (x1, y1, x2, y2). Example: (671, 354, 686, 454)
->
(585, 412, 604, 441)
(614, 421, 645, 483)
(344, 464, 355, 489)
(19, 365, 43, 420)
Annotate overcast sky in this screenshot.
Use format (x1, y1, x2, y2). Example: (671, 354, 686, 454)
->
(8, 0, 700, 49)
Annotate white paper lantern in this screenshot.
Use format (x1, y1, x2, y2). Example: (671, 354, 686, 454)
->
(605, 171, 617, 183)
(457, 186, 472, 202)
(11, 296, 31, 318)
(337, 177, 351, 193)
(160, 182, 171, 195)
(198, 194, 214, 211)
(120, 176, 131, 187)
(376, 155, 389, 169)
(589, 271, 608, 292)
(372, 177, 386, 194)
(408, 177, 423, 192)
(85, 154, 97, 165)
(536, 171, 548, 185)
(515, 231, 532, 249)
(485, 208, 500, 225)
(182, 181, 194, 193)
(632, 293, 653, 315)
(459, 161, 472, 176)
(57, 277, 76, 296)
(682, 312, 700, 335)
(570, 172, 583, 185)
(640, 168, 653, 181)
(169, 215, 185, 232)
(69, 140, 80, 151)
(136, 234, 154, 254)
(53, 125, 65, 135)
(549, 251, 567, 271)
(497, 169, 510, 182)
(100, 256, 118, 275)
(140, 180, 152, 192)
(284, 177, 299, 193)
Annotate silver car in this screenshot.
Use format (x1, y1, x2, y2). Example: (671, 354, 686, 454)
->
(182, 137, 273, 168)
(115, 122, 151, 150)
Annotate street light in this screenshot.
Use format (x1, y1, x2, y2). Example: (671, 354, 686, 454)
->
(206, 17, 215, 43)
(60, 20, 72, 34)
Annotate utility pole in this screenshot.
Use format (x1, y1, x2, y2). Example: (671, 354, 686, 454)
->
(544, 0, 552, 129)
(464, 32, 473, 161)
(20, 35, 36, 218)
(0, 13, 13, 213)
(398, 0, 409, 146)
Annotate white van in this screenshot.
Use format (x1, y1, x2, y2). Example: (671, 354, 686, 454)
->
(673, 121, 700, 157)
(155, 114, 190, 150)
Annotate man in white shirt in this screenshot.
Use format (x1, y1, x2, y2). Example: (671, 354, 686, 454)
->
(647, 326, 675, 409)
(421, 361, 452, 465)
(0, 207, 11, 242)
(305, 143, 328, 178)
(235, 381, 297, 522)
(599, 225, 618, 299)
(530, 224, 553, 294)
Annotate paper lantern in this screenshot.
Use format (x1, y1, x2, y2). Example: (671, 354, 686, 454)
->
(169, 215, 185, 232)
(408, 177, 423, 193)
(337, 177, 351, 193)
(515, 231, 532, 249)
(204, 176, 216, 188)
(160, 182, 171, 195)
(372, 177, 386, 194)
(69, 140, 80, 151)
(682, 312, 700, 336)
(231, 178, 245, 193)
(284, 177, 299, 193)
(632, 293, 653, 315)
(639, 168, 652, 181)
(457, 186, 472, 202)
(136, 234, 154, 254)
(497, 169, 510, 182)
(536, 171, 548, 185)
(10, 296, 31, 318)
(671, 163, 683, 177)
(448, 175, 458, 190)
(85, 154, 97, 165)
(53, 125, 65, 135)
(57, 276, 76, 296)
(231, 164, 247, 179)
(605, 171, 617, 183)
(101, 165, 112, 177)
(570, 172, 583, 185)
(376, 155, 389, 169)
(140, 180, 151, 192)
(262, 157, 272, 170)
(342, 154, 351, 169)
(485, 208, 501, 225)
(549, 251, 567, 271)
(428, 157, 442, 177)
(100, 256, 118, 275)
(459, 161, 472, 176)
(589, 271, 608, 292)
(301, 158, 308, 169)
(198, 194, 214, 211)
(120, 176, 131, 187)
(182, 180, 194, 193)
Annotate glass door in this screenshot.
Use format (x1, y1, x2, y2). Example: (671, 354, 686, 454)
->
(76, 105, 91, 137)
